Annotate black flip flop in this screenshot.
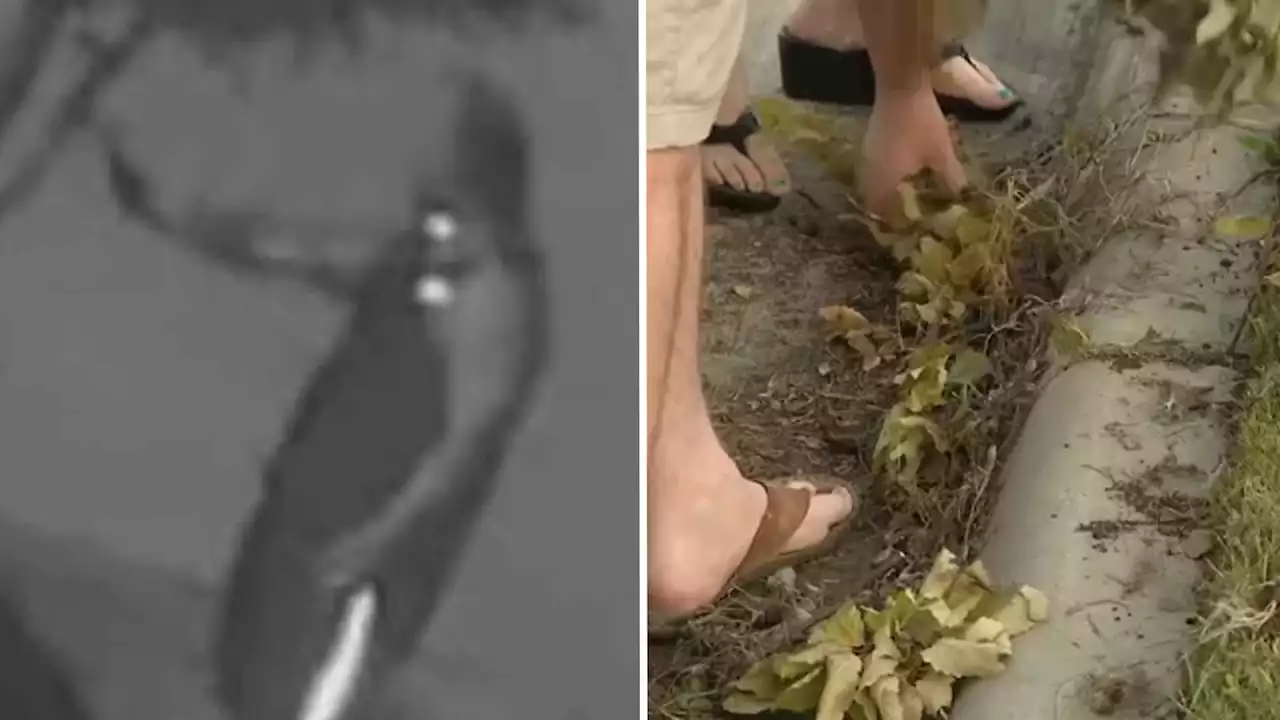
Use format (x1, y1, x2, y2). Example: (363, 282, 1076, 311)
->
(778, 31, 1023, 123)
(702, 110, 785, 214)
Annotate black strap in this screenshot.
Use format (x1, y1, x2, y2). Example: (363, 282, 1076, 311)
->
(939, 41, 974, 67)
(702, 110, 761, 155)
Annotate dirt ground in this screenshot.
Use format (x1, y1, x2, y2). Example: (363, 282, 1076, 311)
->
(648, 159, 945, 716)
(646, 103, 1075, 718)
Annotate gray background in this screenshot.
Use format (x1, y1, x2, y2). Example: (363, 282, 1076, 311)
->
(0, 1, 638, 718)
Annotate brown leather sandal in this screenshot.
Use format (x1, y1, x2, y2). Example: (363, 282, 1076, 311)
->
(648, 475, 857, 634)
(731, 475, 856, 587)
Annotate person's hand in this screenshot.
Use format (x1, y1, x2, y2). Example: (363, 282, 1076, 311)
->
(861, 86, 968, 217)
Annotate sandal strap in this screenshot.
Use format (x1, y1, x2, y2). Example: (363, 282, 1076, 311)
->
(735, 483, 812, 578)
(703, 110, 762, 156)
(939, 41, 969, 63)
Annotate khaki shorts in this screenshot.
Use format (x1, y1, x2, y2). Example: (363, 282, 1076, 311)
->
(646, 0, 746, 150)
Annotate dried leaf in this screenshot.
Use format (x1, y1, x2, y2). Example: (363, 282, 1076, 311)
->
(939, 567, 992, 627)
(1214, 215, 1273, 239)
(921, 598, 955, 628)
(1050, 315, 1091, 359)
(903, 604, 945, 646)
(915, 672, 955, 714)
(919, 549, 960, 599)
(965, 561, 994, 587)
(816, 653, 864, 720)
(948, 348, 992, 387)
(926, 204, 970, 241)
(903, 344, 950, 412)
(984, 586, 1050, 637)
(897, 272, 937, 301)
(859, 626, 902, 689)
(821, 305, 872, 335)
(1022, 586, 1050, 622)
(869, 676, 904, 720)
(899, 684, 925, 720)
(789, 128, 828, 144)
(921, 638, 1008, 678)
(868, 220, 902, 249)
(915, 235, 954, 285)
(898, 183, 923, 223)
(775, 667, 826, 712)
(1197, 0, 1237, 45)
(733, 657, 784, 697)
(891, 236, 920, 262)
(775, 642, 845, 679)
(954, 212, 993, 247)
(949, 243, 990, 289)
(808, 603, 867, 648)
(852, 691, 881, 720)
(874, 407, 949, 484)
(906, 342, 950, 375)
(963, 617, 1008, 645)
(884, 589, 924, 630)
(722, 693, 777, 715)
(849, 333, 885, 371)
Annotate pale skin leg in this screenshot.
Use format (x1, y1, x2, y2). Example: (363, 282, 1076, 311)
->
(646, 146, 851, 616)
(786, 0, 1016, 111)
(649, 0, 967, 616)
(700, 57, 791, 197)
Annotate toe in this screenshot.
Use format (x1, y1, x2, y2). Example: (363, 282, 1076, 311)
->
(701, 146, 735, 188)
(935, 56, 1015, 110)
(742, 134, 791, 196)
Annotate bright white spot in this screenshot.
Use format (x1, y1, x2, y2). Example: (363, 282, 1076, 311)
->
(298, 584, 378, 720)
(415, 275, 453, 306)
(422, 211, 458, 242)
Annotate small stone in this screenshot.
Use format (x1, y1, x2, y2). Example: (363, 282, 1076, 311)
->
(788, 605, 814, 626)
(1182, 530, 1214, 559)
(768, 566, 797, 591)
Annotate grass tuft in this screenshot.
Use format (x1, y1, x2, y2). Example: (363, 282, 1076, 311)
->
(1185, 288, 1280, 719)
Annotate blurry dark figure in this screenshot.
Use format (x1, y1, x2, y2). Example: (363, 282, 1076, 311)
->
(213, 77, 550, 720)
(0, 590, 91, 720)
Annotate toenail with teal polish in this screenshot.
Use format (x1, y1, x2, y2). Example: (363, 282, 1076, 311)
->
(773, 179, 789, 187)
(998, 88, 1014, 100)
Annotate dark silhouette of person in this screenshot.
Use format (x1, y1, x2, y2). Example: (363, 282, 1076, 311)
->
(212, 77, 552, 720)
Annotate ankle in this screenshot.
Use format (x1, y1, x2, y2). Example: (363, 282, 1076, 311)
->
(648, 471, 766, 616)
(785, 0, 864, 50)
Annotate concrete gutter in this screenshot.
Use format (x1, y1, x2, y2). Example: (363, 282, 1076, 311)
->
(951, 22, 1272, 720)
(738, 0, 1274, 717)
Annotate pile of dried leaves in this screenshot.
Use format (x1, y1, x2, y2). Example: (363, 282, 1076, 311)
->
(723, 549, 1048, 720)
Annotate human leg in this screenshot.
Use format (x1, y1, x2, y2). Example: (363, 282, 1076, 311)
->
(700, 55, 791, 213)
(645, 0, 854, 616)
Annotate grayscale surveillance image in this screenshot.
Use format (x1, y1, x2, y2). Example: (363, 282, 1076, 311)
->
(0, 1, 638, 719)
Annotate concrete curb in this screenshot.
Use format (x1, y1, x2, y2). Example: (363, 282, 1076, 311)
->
(952, 17, 1272, 720)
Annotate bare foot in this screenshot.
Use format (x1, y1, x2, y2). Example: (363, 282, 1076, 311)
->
(648, 437, 854, 616)
(701, 128, 791, 198)
(932, 54, 1017, 111)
